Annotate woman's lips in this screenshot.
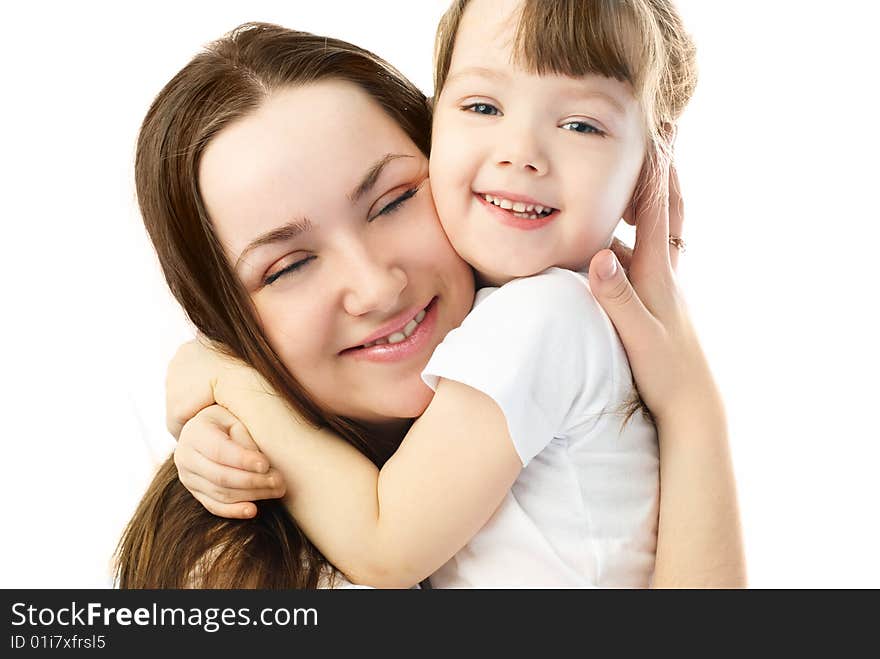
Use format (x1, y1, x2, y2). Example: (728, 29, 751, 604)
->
(474, 193, 559, 230)
(341, 297, 438, 363)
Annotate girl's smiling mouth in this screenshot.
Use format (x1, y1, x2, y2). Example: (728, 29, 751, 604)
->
(474, 191, 560, 230)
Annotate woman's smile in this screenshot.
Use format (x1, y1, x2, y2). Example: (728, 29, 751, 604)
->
(341, 296, 439, 362)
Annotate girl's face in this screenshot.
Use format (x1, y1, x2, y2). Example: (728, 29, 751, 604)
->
(430, 0, 647, 285)
(199, 81, 475, 426)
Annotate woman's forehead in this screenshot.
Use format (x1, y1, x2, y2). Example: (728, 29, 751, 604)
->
(198, 81, 422, 254)
(202, 81, 402, 182)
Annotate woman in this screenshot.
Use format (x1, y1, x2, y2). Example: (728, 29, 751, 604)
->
(115, 22, 744, 588)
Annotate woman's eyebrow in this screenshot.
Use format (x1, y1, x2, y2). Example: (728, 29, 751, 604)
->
(235, 217, 313, 270)
(349, 153, 414, 203)
(233, 153, 414, 270)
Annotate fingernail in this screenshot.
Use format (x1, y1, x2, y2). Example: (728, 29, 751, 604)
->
(597, 252, 618, 280)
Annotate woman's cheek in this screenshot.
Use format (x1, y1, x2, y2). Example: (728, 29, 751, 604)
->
(256, 292, 327, 374)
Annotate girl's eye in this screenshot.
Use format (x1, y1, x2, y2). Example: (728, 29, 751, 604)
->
(263, 255, 316, 286)
(462, 102, 501, 116)
(369, 184, 422, 221)
(560, 120, 605, 136)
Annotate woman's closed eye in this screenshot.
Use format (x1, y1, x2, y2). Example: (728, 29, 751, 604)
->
(264, 184, 423, 286)
(368, 183, 423, 221)
(263, 255, 316, 286)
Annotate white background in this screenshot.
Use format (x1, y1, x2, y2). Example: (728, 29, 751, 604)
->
(2, 1, 878, 588)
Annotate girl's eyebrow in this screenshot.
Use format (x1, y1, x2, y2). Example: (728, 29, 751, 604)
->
(445, 66, 626, 114)
(444, 65, 509, 87)
(556, 86, 627, 115)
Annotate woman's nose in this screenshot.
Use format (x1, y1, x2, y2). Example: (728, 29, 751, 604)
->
(341, 254, 408, 317)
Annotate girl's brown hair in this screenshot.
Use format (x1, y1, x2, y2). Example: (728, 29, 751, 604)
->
(115, 22, 433, 588)
(433, 0, 697, 209)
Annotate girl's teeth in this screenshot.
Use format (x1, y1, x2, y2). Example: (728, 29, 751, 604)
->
(387, 332, 406, 344)
(403, 319, 418, 337)
(415, 309, 426, 323)
(483, 194, 551, 216)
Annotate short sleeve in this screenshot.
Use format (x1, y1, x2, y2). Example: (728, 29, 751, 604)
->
(422, 268, 616, 466)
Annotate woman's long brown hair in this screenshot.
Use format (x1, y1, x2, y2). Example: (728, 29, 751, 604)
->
(115, 22, 433, 588)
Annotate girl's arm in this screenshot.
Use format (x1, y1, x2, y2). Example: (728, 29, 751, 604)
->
(589, 165, 747, 587)
(181, 352, 521, 588)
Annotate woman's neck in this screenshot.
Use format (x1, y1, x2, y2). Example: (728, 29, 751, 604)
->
(362, 417, 412, 452)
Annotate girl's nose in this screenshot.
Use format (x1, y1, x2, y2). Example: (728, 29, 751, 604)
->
(495, 128, 550, 176)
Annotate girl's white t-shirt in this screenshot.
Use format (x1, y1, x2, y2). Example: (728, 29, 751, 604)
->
(421, 267, 659, 588)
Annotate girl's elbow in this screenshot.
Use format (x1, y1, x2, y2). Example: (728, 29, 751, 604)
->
(342, 559, 426, 590)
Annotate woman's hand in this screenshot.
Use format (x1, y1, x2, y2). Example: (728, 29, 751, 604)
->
(589, 165, 717, 425)
(589, 162, 747, 587)
(174, 404, 286, 519)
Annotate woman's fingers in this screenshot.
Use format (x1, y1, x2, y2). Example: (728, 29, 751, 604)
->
(588, 249, 660, 359)
(668, 164, 685, 271)
(609, 237, 633, 273)
(631, 160, 672, 286)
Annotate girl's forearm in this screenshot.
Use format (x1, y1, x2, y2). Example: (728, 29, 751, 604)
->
(651, 392, 747, 588)
(212, 370, 519, 588)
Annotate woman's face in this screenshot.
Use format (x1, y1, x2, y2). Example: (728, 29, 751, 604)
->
(199, 81, 475, 426)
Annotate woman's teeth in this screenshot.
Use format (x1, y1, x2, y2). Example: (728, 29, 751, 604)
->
(482, 194, 554, 219)
(362, 309, 427, 348)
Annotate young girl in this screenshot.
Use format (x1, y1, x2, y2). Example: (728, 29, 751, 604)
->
(169, 0, 702, 587)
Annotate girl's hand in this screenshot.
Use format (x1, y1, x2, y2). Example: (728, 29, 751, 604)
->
(166, 339, 228, 440)
(174, 404, 287, 519)
(589, 164, 720, 425)
(166, 338, 272, 460)
(166, 339, 285, 518)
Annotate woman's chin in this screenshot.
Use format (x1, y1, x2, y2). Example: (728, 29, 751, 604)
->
(368, 383, 435, 421)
